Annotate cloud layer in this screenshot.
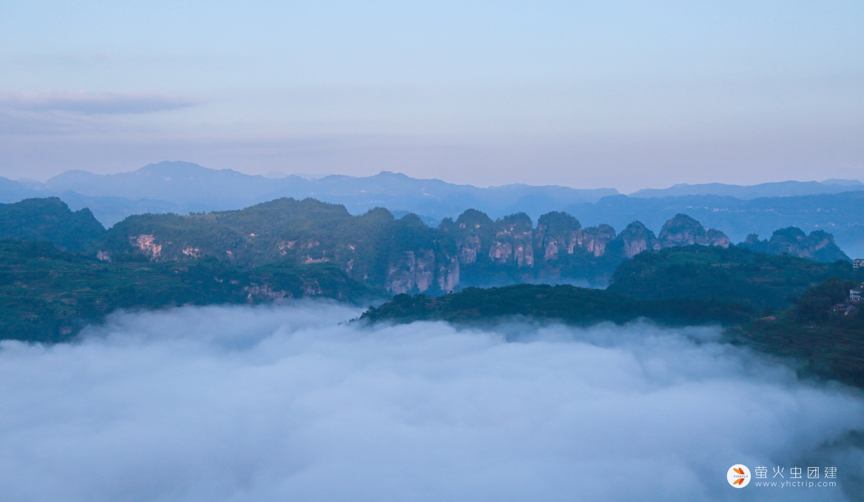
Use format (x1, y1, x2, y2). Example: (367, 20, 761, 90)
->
(0, 302, 862, 501)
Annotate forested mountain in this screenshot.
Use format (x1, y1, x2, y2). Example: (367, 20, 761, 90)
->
(3, 163, 864, 260)
(362, 246, 864, 387)
(364, 245, 857, 326)
(606, 245, 851, 309)
(359, 284, 754, 327)
(0, 240, 374, 343)
(566, 192, 864, 257)
(0, 198, 105, 253)
(95, 199, 736, 292)
(4, 161, 616, 225)
(1, 196, 848, 295)
(739, 227, 850, 263)
(3, 196, 861, 387)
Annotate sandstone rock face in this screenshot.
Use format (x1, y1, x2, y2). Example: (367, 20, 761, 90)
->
(243, 284, 286, 302)
(437, 256, 460, 292)
(109, 196, 799, 294)
(488, 241, 512, 263)
(534, 211, 582, 261)
(449, 209, 495, 266)
(514, 242, 534, 267)
(617, 221, 661, 258)
(491, 213, 534, 267)
(706, 229, 730, 248)
(386, 249, 438, 294)
(130, 234, 162, 258)
(581, 224, 616, 257)
(459, 235, 482, 264)
(658, 214, 729, 249)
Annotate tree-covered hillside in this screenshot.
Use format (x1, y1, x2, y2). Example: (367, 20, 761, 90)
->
(0, 240, 375, 343)
(607, 245, 854, 309)
(731, 277, 864, 387)
(96, 198, 738, 293)
(362, 251, 864, 388)
(360, 284, 754, 327)
(0, 198, 105, 253)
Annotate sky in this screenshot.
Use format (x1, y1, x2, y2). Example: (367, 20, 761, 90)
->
(1, 302, 862, 501)
(1, 1, 863, 190)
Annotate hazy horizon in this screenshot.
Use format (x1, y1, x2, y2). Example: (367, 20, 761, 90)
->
(5, 159, 863, 193)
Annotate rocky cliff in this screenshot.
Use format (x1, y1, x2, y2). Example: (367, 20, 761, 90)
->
(658, 214, 730, 248)
(740, 227, 850, 263)
(95, 198, 773, 293)
(617, 221, 661, 258)
(534, 211, 582, 260)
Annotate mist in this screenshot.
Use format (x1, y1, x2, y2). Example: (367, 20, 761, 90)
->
(1, 301, 862, 501)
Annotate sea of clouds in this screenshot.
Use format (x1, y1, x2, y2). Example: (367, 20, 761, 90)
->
(1, 301, 862, 502)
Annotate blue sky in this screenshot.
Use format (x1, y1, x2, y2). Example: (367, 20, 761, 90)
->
(1, 1, 862, 190)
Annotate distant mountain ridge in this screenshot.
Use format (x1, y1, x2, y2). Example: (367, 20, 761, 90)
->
(20, 161, 618, 224)
(630, 179, 864, 199)
(3, 161, 864, 256)
(564, 192, 864, 258)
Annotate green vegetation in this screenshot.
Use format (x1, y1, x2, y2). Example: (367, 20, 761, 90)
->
(360, 284, 754, 327)
(0, 198, 105, 253)
(100, 198, 458, 289)
(363, 246, 864, 388)
(731, 277, 864, 388)
(1, 198, 861, 389)
(608, 245, 854, 310)
(0, 240, 375, 343)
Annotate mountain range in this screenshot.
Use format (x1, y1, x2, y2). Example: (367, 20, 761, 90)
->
(2, 194, 860, 389)
(630, 179, 864, 199)
(3, 161, 864, 256)
(0, 197, 849, 295)
(3, 161, 616, 226)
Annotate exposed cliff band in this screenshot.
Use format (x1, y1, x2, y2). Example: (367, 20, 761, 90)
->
(92, 199, 748, 294)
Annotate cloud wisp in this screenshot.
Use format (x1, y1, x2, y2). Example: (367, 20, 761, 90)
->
(0, 302, 862, 502)
(0, 91, 199, 136)
(0, 91, 198, 115)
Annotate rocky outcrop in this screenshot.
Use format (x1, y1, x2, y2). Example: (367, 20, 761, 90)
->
(658, 214, 729, 249)
(534, 211, 582, 261)
(617, 221, 661, 258)
(130, 234, 162, 258)
(490, 213, 534, 267)
(243, 284, 286, 302)
(581, 225, 616, 257)
(436, 256, 460, 292)
(96, 197, 807, 293)
(739, 227, 850, 263)
(459, 235, 482, 264)
(444, 209, 495, 265)
(706, 229, 730, 248)
(386, 249, 438, 294)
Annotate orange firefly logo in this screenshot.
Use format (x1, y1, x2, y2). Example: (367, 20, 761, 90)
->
(727, 464, 751, 488)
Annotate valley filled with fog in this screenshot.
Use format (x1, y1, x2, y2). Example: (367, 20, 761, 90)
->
(1, 301, 861, 502)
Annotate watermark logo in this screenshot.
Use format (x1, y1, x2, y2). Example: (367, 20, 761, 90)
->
(727, 464, 751, 488)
